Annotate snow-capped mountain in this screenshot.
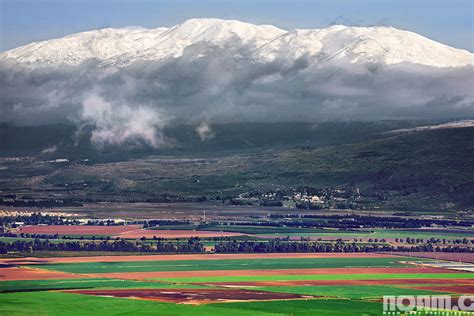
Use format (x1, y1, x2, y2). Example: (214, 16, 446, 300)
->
(389, 120, 474, 133)
(1, 18, 473, 67)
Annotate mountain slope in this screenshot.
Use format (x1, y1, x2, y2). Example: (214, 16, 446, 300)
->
(1, 122, 473, 210)
(1, 18, 472, 67)
(257, 25, 474, 67)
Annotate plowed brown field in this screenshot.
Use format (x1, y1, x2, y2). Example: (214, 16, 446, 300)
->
(0, 252, 394, 264)
(66, 288, 313, 304)
(115, 229, 243, 239)
(0, 267, 82, 281)
(16, 225, 141, 235)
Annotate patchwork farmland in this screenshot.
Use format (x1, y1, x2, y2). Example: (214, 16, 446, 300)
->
(2, 209, 474, 315)
(1, 252, 473, 315)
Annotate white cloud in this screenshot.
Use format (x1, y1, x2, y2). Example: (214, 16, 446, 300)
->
(81, 92, 166, 147)
(195, 121, 215, 141)
(1, 47, 473, 147)
(40, 145, 57, 154)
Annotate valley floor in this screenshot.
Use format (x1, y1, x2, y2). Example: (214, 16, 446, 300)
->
(1, 252, 473, 315)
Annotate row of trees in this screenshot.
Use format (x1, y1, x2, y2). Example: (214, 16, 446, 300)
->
(0, 213, 79, 227)
(1, 237, 472, 254)
(1, 232, 123, 240)
(143, 220, 190, 228)
(270, 213, 474, 229)
(0, 237, 204, 254)
(214, 239, 474, 253)
(0, 199, 82, 208)
(396, 237, 474, 245)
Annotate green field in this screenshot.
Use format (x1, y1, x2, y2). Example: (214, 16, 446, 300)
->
(206, 299, 383, 316)
(31, 257, 415, 274)
(199, 225, 332, 234)
(0, 278, 209, 292)
(158, 272, 474, 284)
(0, 291, 393, 315)
(257, 285, 448, 299)
(0, 291, 281, 316)
(259, 229, 473, 240)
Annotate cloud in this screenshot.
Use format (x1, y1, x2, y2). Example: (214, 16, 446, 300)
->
(0, 45, 473, 147)
(41, 145, 57, 154)
(195, 121, 215, 141)
(80, 92, 166, 147)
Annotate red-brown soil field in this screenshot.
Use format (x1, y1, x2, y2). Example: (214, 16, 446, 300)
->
(92, 267, 455, 280)
(115, 229, 243, 239)
(14, 225, 245, 239)
(407, 285, 474, 294)
(198, 278, 474, 287)
(66, 288, 313, 304)
(16, 225, 142, 235)
(0, 252, 394, 264)
(0, 267, 82, 281)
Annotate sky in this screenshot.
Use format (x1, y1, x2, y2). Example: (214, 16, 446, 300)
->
(1, 0, 473, 52)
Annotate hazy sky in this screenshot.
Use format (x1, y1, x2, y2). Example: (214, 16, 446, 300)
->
(1, 0, 473, 52)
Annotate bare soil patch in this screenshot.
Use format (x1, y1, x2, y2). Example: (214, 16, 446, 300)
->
(16, 225, 141, 236)
(0, 252, 394, 264)
(0, 267, 82, 281)
(66, 288, 313, 304)
(116, 229, 243, 239)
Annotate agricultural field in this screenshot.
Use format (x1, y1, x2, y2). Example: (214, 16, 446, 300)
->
(13, 222, 474, 243)
(14, 225, 244, 239)
(1, 253, 473, 315)
(15, 225, 142, 236)
(255, 228, 474, 241)
(2, 207, 474, 315)
(392, 252, 474, 263)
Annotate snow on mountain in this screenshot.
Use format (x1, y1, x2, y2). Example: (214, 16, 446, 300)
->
(1, 18, 473, 68)
(104, 18, 286, 66)
(389, 120, 474, 133)
(257, 25, 474, 67)
(0, 27, 169, 65)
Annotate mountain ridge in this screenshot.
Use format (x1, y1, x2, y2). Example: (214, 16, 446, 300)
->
(1, 18, 473, 68)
